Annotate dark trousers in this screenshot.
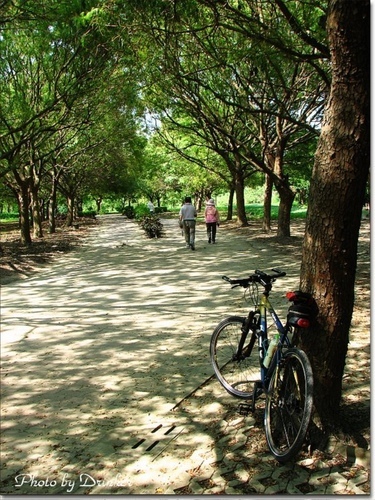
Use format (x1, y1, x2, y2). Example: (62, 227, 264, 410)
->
(206, 222, 217, 242)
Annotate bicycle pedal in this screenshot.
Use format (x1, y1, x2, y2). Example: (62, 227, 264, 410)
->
(238, 403, 254, 415)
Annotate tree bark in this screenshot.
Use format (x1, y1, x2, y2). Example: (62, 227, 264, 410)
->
(48, 165, 62, 234)
(48, 178, 58, 234)
(234, 175, 248, 226)
(17, 185, 32, 246)
(30, 184, 43, 238)
(230, 151, 247, 226)
(276, 180, 295, 238)
(227, 187, 234, 221)
(10, 169, 32, 246)
(66, 195, 74, 227)
(95, 196, 102, 214)
(299, 0, 370, 428)
(262, 174, 272, 232)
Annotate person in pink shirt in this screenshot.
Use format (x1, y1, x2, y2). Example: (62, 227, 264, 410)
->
(204, 199, 220, 244)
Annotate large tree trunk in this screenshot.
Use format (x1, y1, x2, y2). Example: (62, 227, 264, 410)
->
(235, 175, 248, 226)
(272, 134, 294, 237)
(48, 178, 58, 234)
(299, 0, 370, 429)
(226, 187, 234, 221)
(262, 174, 272, 232)
(17, 185, 32, 246)
(66, 195, 74, 227)
(49, 165, 62, 234)
(11, 169, 32, 246)
(95, 196, 102, 214)
(276, 181, 295, 238)
(30, 162, 43, 238)
(233, 154, 248, 226)
(30, 184, 43, 238)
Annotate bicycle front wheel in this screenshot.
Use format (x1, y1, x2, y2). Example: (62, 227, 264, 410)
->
(264, 348, 313, 463)
(210, 316, 260, 399)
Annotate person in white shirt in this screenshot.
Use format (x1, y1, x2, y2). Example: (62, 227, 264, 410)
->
(179, 196, 197, 250)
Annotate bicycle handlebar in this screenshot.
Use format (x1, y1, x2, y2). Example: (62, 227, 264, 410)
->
(222, 268, 286, 288)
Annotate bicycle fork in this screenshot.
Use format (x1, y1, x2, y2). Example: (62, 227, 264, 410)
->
(233, 310, 256, 361)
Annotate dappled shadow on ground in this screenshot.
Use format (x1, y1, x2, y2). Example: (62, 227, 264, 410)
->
(338, 402, 370, 450)
(0, 218, 97, 284)
(0, 215, 370, 494)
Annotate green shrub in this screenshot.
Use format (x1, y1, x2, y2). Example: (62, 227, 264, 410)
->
(0, 212, 19, 221)
(123, 206, 136, 219)
(135, 204, 150, 218)
(78, 210, 97, 218)
(154, 206, 167, 214)
(139, 214, 164, 238)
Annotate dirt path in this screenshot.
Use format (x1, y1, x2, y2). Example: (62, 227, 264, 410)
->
(0, 215, 370, 495)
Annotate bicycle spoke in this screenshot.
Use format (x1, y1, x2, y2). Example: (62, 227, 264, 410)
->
(264, 348, 313, 462)
(274, 406, 293, 450)
(210, 317, 260, 399)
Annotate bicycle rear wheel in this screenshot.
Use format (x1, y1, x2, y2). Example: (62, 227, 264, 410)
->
(210, 316, 260, 399)
(264, 347, 313, 462)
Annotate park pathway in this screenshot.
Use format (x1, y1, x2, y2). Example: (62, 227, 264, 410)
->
(1, 215, 370, 495)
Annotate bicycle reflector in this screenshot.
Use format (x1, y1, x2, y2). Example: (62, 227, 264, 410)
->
(290, 317, 311, 328)
(287, 304, 312, 328)
(286, 290, 319, 328)
(286, 290, 313, 303)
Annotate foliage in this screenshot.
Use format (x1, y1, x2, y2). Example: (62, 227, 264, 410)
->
(246, 204, 307, 220)
(123, 0, 326, 231)
(122, 206, 136, 219)
(138, 214, 164, 238)
(0, 0, 326, 239)
(77, 210, 97, 219)
(134, 204, 150, 218)
(0, 212, 19, 221)
(0, 0, 146, 241)
(154, 206, 167, 214)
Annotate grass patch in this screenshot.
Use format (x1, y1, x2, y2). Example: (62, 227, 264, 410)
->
(245, 204, 307, 220)
(165, 203, 308, 221)
(0, 213, 19, 223)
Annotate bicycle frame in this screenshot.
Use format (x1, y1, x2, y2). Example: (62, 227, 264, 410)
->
(257, 293, 292, 388)
(232, 279, 293, 394)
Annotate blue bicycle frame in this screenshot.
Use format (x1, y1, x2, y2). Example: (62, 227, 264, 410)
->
(258, 294, 292, 385)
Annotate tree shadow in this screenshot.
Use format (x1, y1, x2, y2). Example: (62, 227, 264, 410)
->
(337, 401, 370, 449)
(1, 215, 369, 494)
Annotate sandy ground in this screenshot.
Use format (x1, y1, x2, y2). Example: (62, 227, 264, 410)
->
(0, 214, 370, 495)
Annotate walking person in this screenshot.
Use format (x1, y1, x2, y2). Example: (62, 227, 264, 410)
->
(147, 200, 155, 213)
(204, 198, 220, 244)
(179, 196, 197, 250)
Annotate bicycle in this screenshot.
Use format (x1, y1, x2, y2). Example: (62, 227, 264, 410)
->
(210, 268, 317, 462)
